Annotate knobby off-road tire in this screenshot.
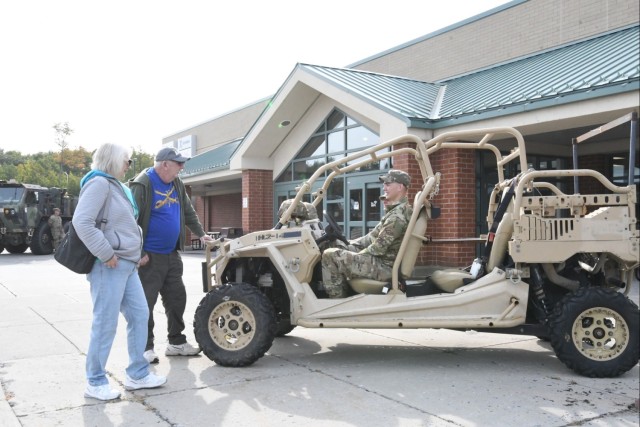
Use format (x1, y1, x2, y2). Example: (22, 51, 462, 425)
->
(5, 243, 28, 254)
(194, 282, 277, 367)
(30, 222, 53, 255)
(548, 287, 639, 378)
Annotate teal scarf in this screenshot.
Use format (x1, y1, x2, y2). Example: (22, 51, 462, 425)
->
(80, 170, 139, 219)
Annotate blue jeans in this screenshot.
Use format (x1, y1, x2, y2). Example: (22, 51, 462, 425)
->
(86, 259, 150, 385)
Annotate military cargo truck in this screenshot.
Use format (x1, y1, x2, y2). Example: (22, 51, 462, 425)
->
(0, 180, 77, 255)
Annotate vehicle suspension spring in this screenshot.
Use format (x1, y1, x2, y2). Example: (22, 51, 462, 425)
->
(531, 264, 551, 319)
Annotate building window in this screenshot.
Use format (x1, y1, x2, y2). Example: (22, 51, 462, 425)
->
(275, 109, 388, 239)
(276, 109, 385, 183)
(610, 153, 640, 185)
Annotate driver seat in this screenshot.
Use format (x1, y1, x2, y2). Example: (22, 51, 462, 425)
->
(348, 197, 429, 294)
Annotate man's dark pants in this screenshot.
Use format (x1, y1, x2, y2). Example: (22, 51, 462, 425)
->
(138, 251, 188, 351)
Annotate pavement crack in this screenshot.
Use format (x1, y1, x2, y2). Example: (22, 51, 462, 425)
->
(561, 405, 639, 426)
(30, 308, 84, 354)
(0, 282, 17, 297)
(270, 354, 463, 426)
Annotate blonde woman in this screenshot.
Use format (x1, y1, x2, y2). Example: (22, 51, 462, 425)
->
(74, 143, 166, 400)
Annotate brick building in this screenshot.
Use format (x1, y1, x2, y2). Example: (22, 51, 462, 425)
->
(164, 0, 639, 269)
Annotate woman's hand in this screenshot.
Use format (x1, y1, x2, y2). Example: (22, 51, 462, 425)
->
(105, 255, 118, 268)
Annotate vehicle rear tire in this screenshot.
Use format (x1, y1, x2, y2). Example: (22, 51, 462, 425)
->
(30, 222, 53, 255)
(5, 243, 28, 254)
(548, 287, 639, 378)
(194, 283, 277, 367)
(0, 244, 4, 253)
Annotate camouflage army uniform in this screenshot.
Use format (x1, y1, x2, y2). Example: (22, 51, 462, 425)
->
(321, 196, 413, 298)
(47, 212, 64, 251)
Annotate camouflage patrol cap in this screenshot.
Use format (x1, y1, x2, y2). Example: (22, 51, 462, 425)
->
(379, 170, 410, 187)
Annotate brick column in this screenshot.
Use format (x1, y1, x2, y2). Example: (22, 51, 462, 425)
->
(392, 141, 422, 202)
(242, 169, 274, 234)
(423, 149, 476, 267)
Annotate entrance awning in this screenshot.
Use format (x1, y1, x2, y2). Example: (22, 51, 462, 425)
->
(181, 139, 242, 178)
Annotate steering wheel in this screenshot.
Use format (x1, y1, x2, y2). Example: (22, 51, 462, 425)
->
(321, 211, 349, 246)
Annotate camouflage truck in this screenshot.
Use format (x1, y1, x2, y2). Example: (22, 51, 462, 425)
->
(196, 127, 639, 378)
(0, 180, 78, 255)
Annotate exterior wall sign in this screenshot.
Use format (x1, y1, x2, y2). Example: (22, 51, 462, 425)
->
(177, 135, 196, 158)
(163, 135, 196, 158)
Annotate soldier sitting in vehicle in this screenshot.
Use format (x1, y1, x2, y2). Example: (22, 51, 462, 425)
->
(321, 170, 413, 298)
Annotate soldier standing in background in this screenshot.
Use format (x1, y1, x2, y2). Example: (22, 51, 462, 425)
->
(321, 170, 413, 298)
(48, 208, 64, 251)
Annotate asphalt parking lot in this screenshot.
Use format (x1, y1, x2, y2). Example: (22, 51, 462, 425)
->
(1, 250, 638, 427)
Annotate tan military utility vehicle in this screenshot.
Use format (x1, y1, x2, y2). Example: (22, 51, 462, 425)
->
(194, 127, 639, 377)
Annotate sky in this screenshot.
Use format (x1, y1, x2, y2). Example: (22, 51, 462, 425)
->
(0, 0, 509, 156)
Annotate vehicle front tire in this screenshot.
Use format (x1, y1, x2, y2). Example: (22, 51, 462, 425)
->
(194, 282, 277, 367)
(30, 222, 53, 255)
(548, 287, 639, 378)
(5, 243, 28, 254)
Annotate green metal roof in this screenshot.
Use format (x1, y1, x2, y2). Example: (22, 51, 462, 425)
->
(181, 138, 241, 177)
(301, 65, 440, 119)
(437, 25, 639, 121)
(302, 24, 639, 126)
(186, 25, 638, 178)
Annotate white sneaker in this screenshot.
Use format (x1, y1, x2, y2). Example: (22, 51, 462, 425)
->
(84, 384, 121, 400)
(165, 342, 201, 356)
(124, 372, 167, 390)
(144, 349, 159, 364)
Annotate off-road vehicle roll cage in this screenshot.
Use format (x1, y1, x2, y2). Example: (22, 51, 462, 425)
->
(195, 126, 639, 378)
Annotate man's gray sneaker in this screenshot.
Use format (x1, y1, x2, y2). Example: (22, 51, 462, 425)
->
(165, 342, 201, 356)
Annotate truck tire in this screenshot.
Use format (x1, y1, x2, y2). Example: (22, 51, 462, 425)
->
(0, 244, 4, 254)
(30, 222, 53, 255)
(5, 243, 28, 254)
(548, 287, 639, 378)
(194, 283, 277, 367)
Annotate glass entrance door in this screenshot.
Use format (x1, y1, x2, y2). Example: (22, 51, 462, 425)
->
(327, 174, 383, 240)
(347, 179, 383, 239)
(275, 173, 384, 239)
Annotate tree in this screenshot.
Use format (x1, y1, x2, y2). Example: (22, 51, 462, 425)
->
(53, 122, 74, 187)
(124, 149, 155, 182)
(0, 147, 154, 195)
